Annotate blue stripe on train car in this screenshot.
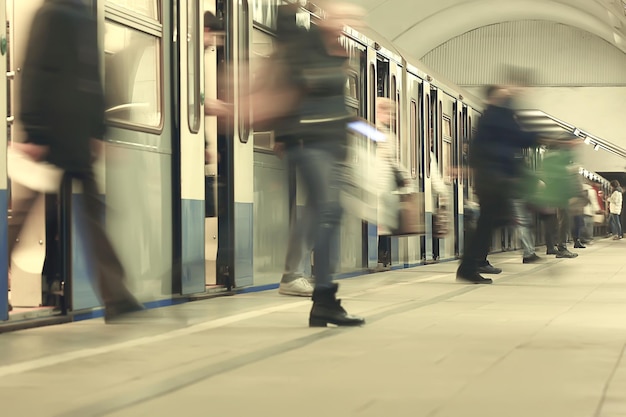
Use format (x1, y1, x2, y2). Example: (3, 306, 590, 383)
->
(71, 193, 100, 311)
(235, 202, 253, 287)
(181, 199, 205, 295)
(368, 223, 378, 269)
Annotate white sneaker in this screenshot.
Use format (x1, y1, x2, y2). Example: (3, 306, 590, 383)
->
(279, 277, 313, 297)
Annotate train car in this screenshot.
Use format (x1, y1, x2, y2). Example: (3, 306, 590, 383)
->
(4, 0, 600, 327)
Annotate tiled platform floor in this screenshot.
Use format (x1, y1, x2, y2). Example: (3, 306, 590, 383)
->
(1, 238, 625, 417)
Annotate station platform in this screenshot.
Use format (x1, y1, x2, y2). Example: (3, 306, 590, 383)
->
(1, 238, 626, 417)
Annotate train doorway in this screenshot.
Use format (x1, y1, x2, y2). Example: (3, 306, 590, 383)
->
(2, 0, 66, 322)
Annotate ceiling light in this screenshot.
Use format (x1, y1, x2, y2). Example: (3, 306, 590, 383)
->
(594, 144, 601, 151)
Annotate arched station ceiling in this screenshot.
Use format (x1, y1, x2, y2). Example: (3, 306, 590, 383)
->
(346, 0, 626, 58)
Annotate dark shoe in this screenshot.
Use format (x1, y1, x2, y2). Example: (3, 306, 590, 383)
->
(574, 240, 586, 249)
(477, 263, 502, 274)
(309, 299, 365, 327)
(546, 246, 558, 255)
(556, 249, 578, 258)
(523, 254, 541, 264)
(8, 303, 12, 312)
(456, 270, 493, 284)
(104, 300, 145, 323)
(309, 284, 365, 327)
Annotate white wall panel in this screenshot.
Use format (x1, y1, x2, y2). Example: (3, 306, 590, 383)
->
(466, 85, 626, 172)
(422, 21, 626, 86)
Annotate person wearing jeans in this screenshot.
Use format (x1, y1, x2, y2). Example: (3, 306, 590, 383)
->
(608, 180, 623, 239)
(511, 199, 540, 263)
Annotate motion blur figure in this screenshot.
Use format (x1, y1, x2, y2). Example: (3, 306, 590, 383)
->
(608, 180, 623, 239)
(457, 85, 538, 284)
(294, 1, 365, 326)
(259, 2, 365, 325)
(210, 1, 365, 324)
(13, 0, 143, 321)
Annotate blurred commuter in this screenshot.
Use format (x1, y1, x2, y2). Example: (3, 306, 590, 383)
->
(534, 140, 581, 258)
(210, 3, 365, 321)
(375, 97, 412, 264)
(270, 8, 316, 297)
(259, 2, 365, 325)
(609, 180, 623, 239)
(456, 85, 538, 284)
(511, 192, 541, 263)
(582, 180, 601, 242)
(12, 0, 143, 321)
(569, 173, 590, 248)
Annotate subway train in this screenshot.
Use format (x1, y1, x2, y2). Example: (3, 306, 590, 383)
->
(0, 0, 610, 325)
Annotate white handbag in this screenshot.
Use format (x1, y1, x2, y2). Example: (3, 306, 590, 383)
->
(7, 146, 63, 193)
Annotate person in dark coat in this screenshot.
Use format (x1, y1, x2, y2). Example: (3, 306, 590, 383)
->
(11, 0, 143, 320)
(457, 85, 538, 284)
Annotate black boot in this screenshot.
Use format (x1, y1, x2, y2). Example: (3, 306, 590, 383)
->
(309, 284, 365, 327)
(574, 239, 586, 249)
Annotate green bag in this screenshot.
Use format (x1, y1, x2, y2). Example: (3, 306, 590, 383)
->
(529, 148, 579, 209)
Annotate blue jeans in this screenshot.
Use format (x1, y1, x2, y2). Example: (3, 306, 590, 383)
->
(511, 199, 535, 257)
(286, 145, 344, 289)
(282, 201, 340, 280)
(610, 213, 622, 237)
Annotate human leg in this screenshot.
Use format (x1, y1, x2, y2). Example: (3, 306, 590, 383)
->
(511, 199, 536, 259)
(279, 201, 314, 296)
(457, 191, 503, 284)
(78, 172, 142, 319)
(290, 145, 363, 326)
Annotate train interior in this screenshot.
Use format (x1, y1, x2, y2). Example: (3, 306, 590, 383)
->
(4, 0, 63, 321)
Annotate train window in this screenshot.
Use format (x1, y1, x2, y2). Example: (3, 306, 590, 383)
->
(443, 116, 452, 184)
(370, 64, 376, 122)
(390, 76, 397, 135)
(443, 117, 452, 138)
(443, 140, 452, 184)
(376, 57, 389, 98)
(107, 0, 159, 20)
(251, 29, 275, 150)
(251, 0, 281, 30)
(438, 101, 443, 176)
(396, 89, 401, 163)
(103, 21, 162, 129)
(410, 100, 417, 179)
(239, 0, 251, 143)
(187, 0, 201, 133)
(469, 116, 474, 187)
(425, 94, 430, 178)
(346, 73, 359, 101)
